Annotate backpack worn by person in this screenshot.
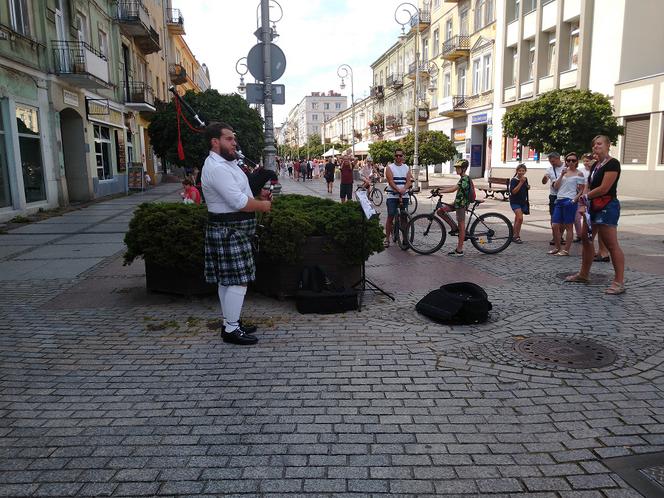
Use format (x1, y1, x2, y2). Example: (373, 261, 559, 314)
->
(415, 282, 492, 324)
(295, 265, 358, 314)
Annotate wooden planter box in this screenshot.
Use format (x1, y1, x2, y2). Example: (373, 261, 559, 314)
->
(254, 236, 361, 300)
(145, 260, 216, 296)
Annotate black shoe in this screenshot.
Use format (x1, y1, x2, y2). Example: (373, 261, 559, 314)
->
(449, 229, 459, 236)
(221, 320, 257, 335)
(222, 328, 258, 345)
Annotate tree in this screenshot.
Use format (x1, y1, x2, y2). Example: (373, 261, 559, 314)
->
(368, 139, 399, 165)
(502, 89, 624, 155)
(401, 131, 457, 166)
(148, 89, 264, 169)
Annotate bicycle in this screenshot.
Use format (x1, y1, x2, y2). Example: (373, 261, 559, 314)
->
(356, 177, 383, 207)
(383, 185, 418, 214)
(390, 194, 411, 251)
(408, 188, 513, 255)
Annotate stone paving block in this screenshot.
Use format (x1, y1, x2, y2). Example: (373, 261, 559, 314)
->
(567, 473, 619, 489)
(476, 477, 525, 493)
(348, 478, 389, 493)
(434, 479, 479, 494)
(114, 481, 160, 496)
(524, 477, 572, 491)
(34, 482, 84, 496)
(157, 480, 205, 495)
(78, 482, 117, 497)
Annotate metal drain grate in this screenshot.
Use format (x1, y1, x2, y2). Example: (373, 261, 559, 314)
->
(513, 336, 617, 369)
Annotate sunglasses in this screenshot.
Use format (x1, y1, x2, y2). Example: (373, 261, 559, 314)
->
(565, 158, 578, 163)
(395, 154, 403, 157)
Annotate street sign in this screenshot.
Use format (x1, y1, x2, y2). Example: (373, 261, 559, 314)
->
(245, 83, 285, 105)
(246, 42, 286, 82)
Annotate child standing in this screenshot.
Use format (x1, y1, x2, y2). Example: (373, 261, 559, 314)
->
(436, 159, 473, 257)
(509, 164, 529, 244)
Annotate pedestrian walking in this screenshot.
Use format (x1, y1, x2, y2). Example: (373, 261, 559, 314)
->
(508, 164, 529, 244)
(566, 135, 625, 294)
(201, 122, 272, 345)
(324, 158, 335, 193)
(339, 156, 354, 203)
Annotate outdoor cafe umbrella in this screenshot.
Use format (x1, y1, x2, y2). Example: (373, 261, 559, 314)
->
(322, 148, 340, 157)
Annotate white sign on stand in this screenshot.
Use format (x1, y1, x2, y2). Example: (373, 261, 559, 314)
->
(355, 190, 377, 220)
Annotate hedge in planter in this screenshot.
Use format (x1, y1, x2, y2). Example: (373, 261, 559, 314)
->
(257, 194, 384, 265)
(123, 202, 212, 295)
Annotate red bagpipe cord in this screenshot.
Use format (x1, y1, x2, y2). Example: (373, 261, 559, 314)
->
(174, 95, 203, 161)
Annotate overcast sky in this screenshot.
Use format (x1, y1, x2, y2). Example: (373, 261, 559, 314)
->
(171, 0, 412, 125)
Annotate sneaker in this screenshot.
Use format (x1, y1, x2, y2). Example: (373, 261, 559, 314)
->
(448, 249, 464, 257)
(222, 328, 258, 345)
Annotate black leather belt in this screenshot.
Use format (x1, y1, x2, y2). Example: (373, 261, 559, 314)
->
(208, 212, 255, 222)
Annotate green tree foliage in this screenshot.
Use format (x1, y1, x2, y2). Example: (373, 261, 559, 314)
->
(148, 89, 264, 169)
(368, 140, 400, 165)
(502, 89, 624, 155)
(401, 130, 457, 166)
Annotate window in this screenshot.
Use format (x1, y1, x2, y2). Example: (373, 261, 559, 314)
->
(486, 0, 495, 24)
(98, 29, 108, 57)
(434, 0, 440, 8)
(569, 23, 580, 69)
(443, 72, 451, 97)
(474, 0, 485, 31)
(433, 29, 440, 57)
(472, 59, 481, 94)
(622, 116, 650, 164)
(431, 75, 438, 107)
(508, 0, 520, 22)
(524, 0, 536, 14)
(336, 103, 341, 109)
(460, 9, 469, 35)
(16, 104, 45, 203)
(76, 11, 88, 43)
(458, 66, 466, 96)
(445, 19, 453, 41)
(324, 102, 330, 110)
(311, 102, 319, 110)
(9, 0, 31, 36)
(0, 105, 11, 208)
(546, 32, 556, 76)
(312, 114, 318, 121)
(511, 47, 518, 84)
(422, 38, 429, 62)
(482, 54, 492, 91)
(93, 124, 113, 180)
(527, 41, 536, 81)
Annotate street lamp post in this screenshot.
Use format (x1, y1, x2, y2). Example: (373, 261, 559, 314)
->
(235, 57, 248, 94)
(337, 64, 355, 158)
(395, 2, 421, 189)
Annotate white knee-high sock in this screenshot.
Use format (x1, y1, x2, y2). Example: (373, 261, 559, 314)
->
(223, 285, 247, 331)
(217, 284, 227, 319)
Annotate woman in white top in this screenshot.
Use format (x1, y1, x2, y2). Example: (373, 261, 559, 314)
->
(548, 152, 585, 256)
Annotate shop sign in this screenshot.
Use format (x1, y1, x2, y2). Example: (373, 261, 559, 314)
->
(471, 113, 488, 124)
(63, 89, 79, 107)
(453, 129, 466, 142)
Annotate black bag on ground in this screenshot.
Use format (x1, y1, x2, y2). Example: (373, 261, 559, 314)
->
(415, 282, 492, 324)
(295, 265, 358, 314)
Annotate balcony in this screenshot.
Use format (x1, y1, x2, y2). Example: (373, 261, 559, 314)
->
(385, 114, 403, 130)
(370, 85, 384, 99)
(169, 63, 187, 85)
(409, 8, 431, 33)
(386, 74, 403, 89)
(166, 8, 185, 35)
(116, 1, 161, 54)
(123, 81, 155, 113)
(407, 107, 430, 125)
(406, 61, 433, 80)
(464, 90, 493, 109)
(441, 35, 470, 61)
(52, 41, 111, 89)
(438, 95, 467, 117)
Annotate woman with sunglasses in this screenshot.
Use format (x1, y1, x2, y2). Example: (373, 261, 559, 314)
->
(566, 135, 625, 295)
(548, 152, 585, 256)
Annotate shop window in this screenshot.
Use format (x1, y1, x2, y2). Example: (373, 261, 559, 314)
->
(0, 104, 11, 208)
(94, 124, 113, 180)
(16, 104, 45, 203)
(622, 115, 650, 164)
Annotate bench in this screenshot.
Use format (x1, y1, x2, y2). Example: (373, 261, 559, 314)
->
(476, 176, 511, 200)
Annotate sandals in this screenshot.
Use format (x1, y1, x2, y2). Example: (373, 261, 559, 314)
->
(605, 282, 626, 295)
(565, 274, 590, 284)
(512, 237, 523, 244)
(593, 255, 611, 262)
(555, 250, 569, 256)
(547, 249, 559, 255)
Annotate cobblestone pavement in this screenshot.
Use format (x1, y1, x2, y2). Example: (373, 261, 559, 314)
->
(1, 176, 663, 497)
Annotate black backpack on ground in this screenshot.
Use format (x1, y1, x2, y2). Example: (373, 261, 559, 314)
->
(415, 282, 492, 324)
(295, 265, 358, 314)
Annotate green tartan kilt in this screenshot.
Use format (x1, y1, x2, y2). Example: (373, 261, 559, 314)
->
(204, 218, 257, 286)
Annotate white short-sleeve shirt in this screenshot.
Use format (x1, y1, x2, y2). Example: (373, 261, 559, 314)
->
(201, 151, 253, 213)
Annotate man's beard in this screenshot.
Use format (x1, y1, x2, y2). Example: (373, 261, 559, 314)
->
(219, 150, 236, 161)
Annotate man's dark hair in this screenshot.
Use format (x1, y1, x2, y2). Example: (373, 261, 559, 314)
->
(204, 121, 234, 149)
(394, 147, 404, 154)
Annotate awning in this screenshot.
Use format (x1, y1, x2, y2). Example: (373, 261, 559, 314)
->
(322, 148, 340, 157)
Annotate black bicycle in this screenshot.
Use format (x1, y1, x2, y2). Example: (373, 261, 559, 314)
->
(408, 188, 513, 255)
(391, 195, 411, 251)
(356, 177, 383, 207)
(384, 186, 418, 214)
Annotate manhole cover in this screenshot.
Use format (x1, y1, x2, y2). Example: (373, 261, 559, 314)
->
(513, 336, 616, 369)
(604, 451, 664, 497)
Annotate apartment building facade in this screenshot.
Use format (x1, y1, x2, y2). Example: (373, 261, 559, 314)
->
(491, 0, 664, 196)
(0, 0, 210, 222)
(283, 91, 347, 149)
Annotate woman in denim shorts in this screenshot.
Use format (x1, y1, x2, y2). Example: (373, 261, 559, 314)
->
(566, 135, 625, 295)
(549, 152, 585, 256)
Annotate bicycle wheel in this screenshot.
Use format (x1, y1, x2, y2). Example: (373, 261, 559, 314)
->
(396, 212, 411, 250)
(469, 212, 513, 254)
(408, 194, 418, 214)
(408, 214, 446, 255)
(370, 187, 383, 207)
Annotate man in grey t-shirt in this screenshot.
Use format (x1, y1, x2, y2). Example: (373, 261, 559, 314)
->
(542, 151, 565, 245)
